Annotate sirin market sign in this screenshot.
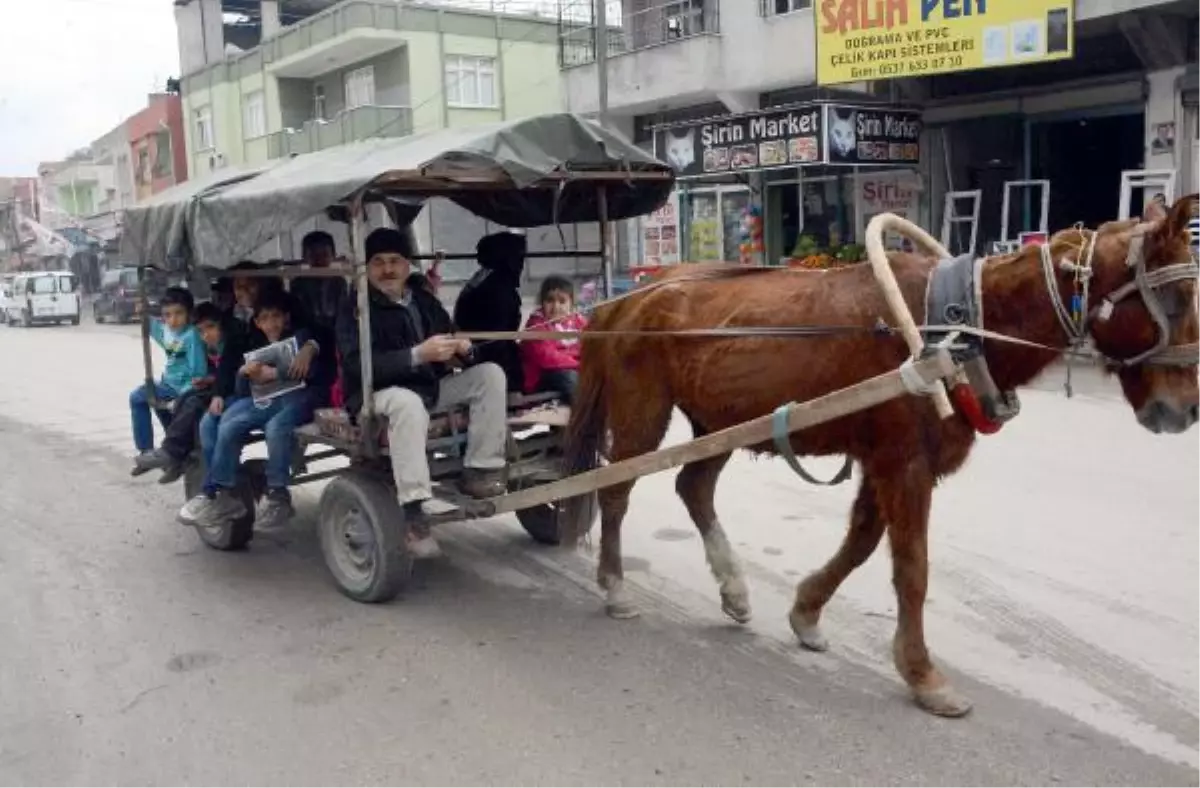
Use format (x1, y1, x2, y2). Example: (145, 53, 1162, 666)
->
(652, 102, 921, 178)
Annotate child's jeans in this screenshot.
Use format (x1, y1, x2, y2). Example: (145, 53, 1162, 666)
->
(537, 369, 579, 405)
(159, 389, 213, 462)
(205, 390, 314, 494)
(129, 382, 179, 451)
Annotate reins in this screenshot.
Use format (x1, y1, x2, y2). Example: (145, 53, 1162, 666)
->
(454, 231, 1198, 369)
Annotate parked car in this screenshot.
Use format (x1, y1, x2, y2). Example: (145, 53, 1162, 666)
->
(0, 275, 15, 324)
(3, 271, 81, 327)
(94, 266, 166, 323)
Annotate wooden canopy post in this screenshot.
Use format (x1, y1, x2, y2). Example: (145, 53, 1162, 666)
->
(349, 194, 378, 459)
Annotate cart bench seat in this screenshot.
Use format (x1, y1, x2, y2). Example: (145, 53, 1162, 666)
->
(299, 390, 569, 454)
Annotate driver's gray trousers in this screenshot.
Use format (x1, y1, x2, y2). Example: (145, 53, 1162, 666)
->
(366, 362, 508, 505)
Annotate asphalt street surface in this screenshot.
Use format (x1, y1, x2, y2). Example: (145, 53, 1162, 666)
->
(0, 314, 1196, 785)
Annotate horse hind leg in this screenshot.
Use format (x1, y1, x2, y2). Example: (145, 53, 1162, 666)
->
(675, 450, 751, 624)
(596, 388, 674, 620)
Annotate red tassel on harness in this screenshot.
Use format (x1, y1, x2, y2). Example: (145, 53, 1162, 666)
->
(950, 382, 1004, 435)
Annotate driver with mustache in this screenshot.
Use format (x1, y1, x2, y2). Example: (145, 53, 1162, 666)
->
(336, 227, 508, 559)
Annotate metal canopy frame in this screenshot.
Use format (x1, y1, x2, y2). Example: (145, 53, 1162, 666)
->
(940, 189, 981, 256)
(1118, 169, 1177, 220)
(999, 179, 1050, 244)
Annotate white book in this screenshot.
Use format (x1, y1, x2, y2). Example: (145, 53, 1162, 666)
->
(243, 336, 306, 406)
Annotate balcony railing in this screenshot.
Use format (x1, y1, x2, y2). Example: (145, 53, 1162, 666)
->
(264, 0, 401, 63)
(558, 0, 717, 68)
(266, 104, 414, 159)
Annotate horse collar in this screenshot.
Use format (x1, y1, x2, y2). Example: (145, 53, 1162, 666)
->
(924, 254, 1020, 434)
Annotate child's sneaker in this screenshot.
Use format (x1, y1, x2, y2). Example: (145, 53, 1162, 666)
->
(157, 459, 185, 485)
(131, 449, 167, 477)
(255, 489, 295, 531)
(195, 489, 248, 527)
(178, 492, 214, 526)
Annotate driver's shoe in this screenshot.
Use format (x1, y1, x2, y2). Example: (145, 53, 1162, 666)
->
(459, 467, 506, 499)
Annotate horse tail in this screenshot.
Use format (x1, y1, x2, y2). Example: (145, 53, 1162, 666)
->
(559, 332, 608, 547)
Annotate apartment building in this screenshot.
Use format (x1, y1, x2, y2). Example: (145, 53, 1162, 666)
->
(174, 0, 564, 175)
(172, 0, 579, 276)
(559, 0, 1198, 264)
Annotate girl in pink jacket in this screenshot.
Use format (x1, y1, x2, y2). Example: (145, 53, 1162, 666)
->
(520, 276, 587, 404)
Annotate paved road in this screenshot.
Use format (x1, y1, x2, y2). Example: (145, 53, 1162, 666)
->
(0, 317, 1196, 786)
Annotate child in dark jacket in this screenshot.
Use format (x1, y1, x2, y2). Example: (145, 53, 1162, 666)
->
(179, 289, 331, 532)
(132, 302, 247, 484)
(520, 276, 587, 404)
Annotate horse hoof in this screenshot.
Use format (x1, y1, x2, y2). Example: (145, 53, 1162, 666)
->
(914, 685, 973, 718)
(720, 594, 753, 624)
(788, 610, 829, 652)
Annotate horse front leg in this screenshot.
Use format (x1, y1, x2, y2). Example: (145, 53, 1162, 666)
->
(876, 465, 972, 717)
(789, 473, 885, 651)
(597, 481, 638, 619)
(676, 452, 751, 624)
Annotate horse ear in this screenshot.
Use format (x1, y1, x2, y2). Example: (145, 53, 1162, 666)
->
(1142, 198, 1168, 223)
(1159, 193, 1199, 241)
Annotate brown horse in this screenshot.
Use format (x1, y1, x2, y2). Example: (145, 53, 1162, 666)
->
(561, 195, 1199, 717)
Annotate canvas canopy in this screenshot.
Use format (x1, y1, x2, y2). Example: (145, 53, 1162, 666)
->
(121, 113, 673, 271)
(120, 163, 271, 268)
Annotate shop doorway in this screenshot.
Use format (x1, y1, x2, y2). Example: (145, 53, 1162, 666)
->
(1031, 112, 1144, 230)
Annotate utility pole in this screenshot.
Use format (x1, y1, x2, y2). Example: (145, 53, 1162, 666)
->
(594, 0, 608, 126)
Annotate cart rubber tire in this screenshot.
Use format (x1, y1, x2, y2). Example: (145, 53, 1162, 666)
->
(515, 504, 564, 546)
(70, 315, 80, 326)
(318, 471, 412, 603)
(513, 489, 597, 546)
(182, 459, 256, 551)
(93, 303, 103, 324)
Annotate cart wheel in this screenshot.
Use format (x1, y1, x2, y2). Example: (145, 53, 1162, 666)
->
(182, 458, 257, 551)
(318, 470, 412, 603)
(512, 482, 597, 547)
(93, 303, 103, 324)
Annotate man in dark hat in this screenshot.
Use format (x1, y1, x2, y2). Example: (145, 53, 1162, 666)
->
(453, 231, 526, 393)
(335, 226, 508, 559)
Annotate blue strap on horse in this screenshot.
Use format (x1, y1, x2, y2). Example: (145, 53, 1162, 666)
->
(771, 404, 853, 486)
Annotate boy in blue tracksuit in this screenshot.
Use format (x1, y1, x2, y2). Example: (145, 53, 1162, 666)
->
(128, 287, 208, 465)
(178, 288, 331, 532)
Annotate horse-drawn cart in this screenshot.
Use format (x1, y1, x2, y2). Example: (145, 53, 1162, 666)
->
(123, 113, 1200, 717)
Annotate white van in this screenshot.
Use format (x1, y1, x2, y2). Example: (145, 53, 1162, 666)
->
(4, 271, 81, 327)
(0, 275, 14, 324)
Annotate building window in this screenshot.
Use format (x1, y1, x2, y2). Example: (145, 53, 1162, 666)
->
(345, 66, 376, 109)
(243, 90, 266, 139)
(664, 0, 705, 38)
(759, 0, 809, 16)
(313, 83, 327, 120)
(194, 105, 214, 151)
(152, 130, 173, 179)
(444, 55, 497, 108)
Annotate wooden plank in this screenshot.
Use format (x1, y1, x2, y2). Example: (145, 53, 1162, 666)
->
(481, 349, 959, 516)
(508, 406, 571, 428)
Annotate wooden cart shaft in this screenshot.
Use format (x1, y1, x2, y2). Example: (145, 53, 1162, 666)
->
(480, 349, 959, 517)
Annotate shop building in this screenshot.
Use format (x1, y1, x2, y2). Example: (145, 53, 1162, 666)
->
(907, 0, 1199, 254)
(559, 0, 1198, 266)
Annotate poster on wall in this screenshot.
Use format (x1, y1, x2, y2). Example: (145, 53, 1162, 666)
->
(653, 105, 825, 179)
(653, 102, 921, 177)
(824, 104, 922, 166)
(640, 191, 681, 266)
(857, 170, 922, 250)
(815, 0, 1075, 86)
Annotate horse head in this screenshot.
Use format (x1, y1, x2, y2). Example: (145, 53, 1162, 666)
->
(1082, 194, 1199, 434)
